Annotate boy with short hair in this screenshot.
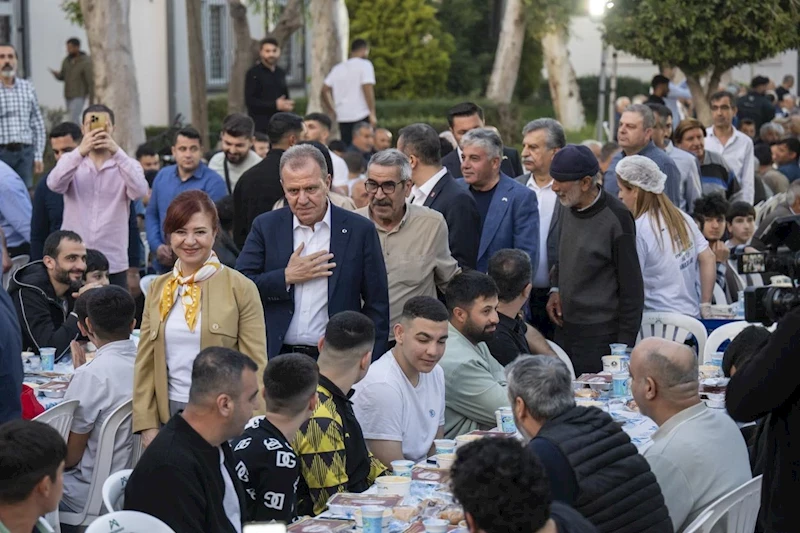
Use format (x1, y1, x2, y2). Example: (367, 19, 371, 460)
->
(60, 285, 137, 513)
(84, 248, 110, 287)
(0, 420, 67, 533)
(725, 201, 757, 248)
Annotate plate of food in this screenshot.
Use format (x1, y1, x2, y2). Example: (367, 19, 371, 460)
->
(575, 388, 601, 399)
(39, 381, 69, 399)
(574, 373, 612, 391)
(624, 399, 639, 413)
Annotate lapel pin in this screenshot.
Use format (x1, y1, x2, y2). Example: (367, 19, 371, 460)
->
(502, 197, 508, 202)
(342, 229, 347, 233)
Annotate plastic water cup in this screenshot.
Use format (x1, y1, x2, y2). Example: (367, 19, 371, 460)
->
(433, 439, 456, 454)
(609, 343, 628, 356)
(423, 518, 450, 533)
(612, 373, 630, 398)
(361, 505, 385, 533)
(39, 348, 56, 371)
(391, 459, 414, 477)
(496, 407, 516, 433)
(711, 352, 724, 368)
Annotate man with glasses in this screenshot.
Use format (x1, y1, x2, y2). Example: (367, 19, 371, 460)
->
(236, 144, 389, 360)
(705, 91, 755, 204)
(355, 149, 459, 347)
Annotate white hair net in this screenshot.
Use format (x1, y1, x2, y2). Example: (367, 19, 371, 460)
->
(616, 155, 667, 194)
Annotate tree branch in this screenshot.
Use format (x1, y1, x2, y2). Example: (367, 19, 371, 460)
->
(270, 0, 304, 46)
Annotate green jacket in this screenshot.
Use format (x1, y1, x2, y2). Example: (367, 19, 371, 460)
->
(55, 52, 93, 100)
(440, 322, 509, 438)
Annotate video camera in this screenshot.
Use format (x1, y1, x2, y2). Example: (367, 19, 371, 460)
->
(736, 215, 800, 325)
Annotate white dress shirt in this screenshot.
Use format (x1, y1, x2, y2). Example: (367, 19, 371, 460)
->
(526, 175, 557, 287)
(410, 167, 447, 205)
(284, 202, 332, 346)
(705, 127, 755, 204)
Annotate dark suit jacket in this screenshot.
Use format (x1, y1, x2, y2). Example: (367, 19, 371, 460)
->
(458, 174, 539, 273)
(233, 149, 285, 249)
(236, 204, 390, 359)
(443, 146, 523, 180)
(423, 172, 481, 270)
(515, 173, 563, 283)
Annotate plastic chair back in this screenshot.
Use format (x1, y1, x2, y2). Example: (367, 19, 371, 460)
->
(139, 274, 159, 298)
(637, 312, 708, 357)
(702, 320, 750, 363)
(3, 254, 29, 290)
(60, 400, 133, 526)
(33, 399, 79, 441)
(682, 475, 762, 533)
(547, 340, 576, 379)
(85, 511, 176, 533)
(102, 468, 133, 512)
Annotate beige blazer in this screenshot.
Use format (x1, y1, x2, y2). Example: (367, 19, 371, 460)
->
(132, 267, 267, 433)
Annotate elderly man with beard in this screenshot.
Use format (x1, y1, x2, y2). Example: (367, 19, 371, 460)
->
(546, 145, 643, 376)
(356, 149, 460, 346)
(8, 230, 101, 359)
(439, 271, 504, 438)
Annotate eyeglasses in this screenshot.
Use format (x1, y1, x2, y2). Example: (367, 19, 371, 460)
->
(365, 179, 403, 195)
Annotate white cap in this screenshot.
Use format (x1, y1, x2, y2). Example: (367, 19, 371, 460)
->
(616, 155, 667, 194)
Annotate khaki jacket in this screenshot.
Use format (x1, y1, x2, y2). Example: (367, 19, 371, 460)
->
(133, 267, 267, 433)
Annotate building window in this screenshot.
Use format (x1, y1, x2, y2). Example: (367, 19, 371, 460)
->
(203, 0, 230, 88)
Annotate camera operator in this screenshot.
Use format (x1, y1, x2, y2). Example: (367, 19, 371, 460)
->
(726, 307, 800, 533)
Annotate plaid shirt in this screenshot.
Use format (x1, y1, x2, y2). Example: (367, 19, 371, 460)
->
(0, 78, 46, 161)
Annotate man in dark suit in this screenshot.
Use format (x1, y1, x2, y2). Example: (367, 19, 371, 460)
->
(515, 118, 566, 339)
(442, 102, 522, 179)
(397, 123, 481, 270)
(236, 144, 389, 360)
(458, 128, 538, 274)
(233, 112, 304, 248)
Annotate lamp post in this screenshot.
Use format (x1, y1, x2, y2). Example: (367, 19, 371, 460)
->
(590, 0, 614, 141)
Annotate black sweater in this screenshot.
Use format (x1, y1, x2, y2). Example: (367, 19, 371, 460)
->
(727, 306, 800, 533)
(233, 149, 285, 249)
(124, 414, 246, 533)
(553, 187, 644, 345)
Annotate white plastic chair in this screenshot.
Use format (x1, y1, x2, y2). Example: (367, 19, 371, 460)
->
(547, 340, 576, 379)
(102, 469, 133, 512)
(702, 320, 750, 363)
(712, 283, 728, 305)
(637, 312, 708, 357)
(139, 274, 159, 298)
(60, 400, 134, 528)
(35, 400, 79, 533)
(681, 475, 762, 533)
(3, 254, 29, 290)
(86, 511, 176, 533)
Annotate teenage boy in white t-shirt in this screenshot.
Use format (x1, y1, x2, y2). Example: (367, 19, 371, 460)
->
(352, 296, 448, 466)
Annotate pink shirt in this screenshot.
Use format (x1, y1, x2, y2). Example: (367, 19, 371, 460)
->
(47, 148, 148, 273)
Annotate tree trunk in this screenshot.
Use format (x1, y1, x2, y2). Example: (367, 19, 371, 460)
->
(686, 74, 712, 126)
(79, 0, 144, 153)
(228, 0, 259, 115)
(541, 25, 585, 131)
(485, 0, 525, 104)
(186, 0, 209, 148)
(307, 0, 348, 115)
(271, 0, 304, 46)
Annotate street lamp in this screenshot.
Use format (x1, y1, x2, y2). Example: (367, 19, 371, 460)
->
(590, 0, 614, 141)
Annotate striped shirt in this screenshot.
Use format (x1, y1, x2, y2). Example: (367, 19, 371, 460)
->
(0, 78, 46, 161)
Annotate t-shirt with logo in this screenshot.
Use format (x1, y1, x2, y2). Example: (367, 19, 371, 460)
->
(231, 416, 300, 523)
(351, 350, 445, 463)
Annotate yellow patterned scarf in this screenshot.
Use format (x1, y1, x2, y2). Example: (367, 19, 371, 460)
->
(159, 252, 222, 332)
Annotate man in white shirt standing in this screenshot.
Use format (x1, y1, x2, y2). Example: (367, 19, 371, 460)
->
(630, 337, 751, 532)
(515, 118, 564, 339)
(208, 114, 263, 195)
(322, 39, 377, 146)
(705, 90, 755, 204)
(303, 112, 349, 193)
(352, 296, 448, 465)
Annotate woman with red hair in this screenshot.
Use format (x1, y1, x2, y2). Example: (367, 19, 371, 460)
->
(133, 190, 266, 446)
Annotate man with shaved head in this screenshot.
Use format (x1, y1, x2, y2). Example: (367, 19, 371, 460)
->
(630, 338, 751, 532)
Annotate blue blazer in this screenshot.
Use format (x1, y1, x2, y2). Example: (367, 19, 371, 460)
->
(236, 204, 390, 359)
(460, 174, 540, 274)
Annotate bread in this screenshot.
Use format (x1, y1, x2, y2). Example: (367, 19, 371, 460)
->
(575, 388, 599, 399)
(392, 506, 419, 522)
(438, 507, 465, 525)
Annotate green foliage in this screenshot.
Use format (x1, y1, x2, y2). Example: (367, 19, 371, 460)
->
(603, 0, 800, 77)
(60, 1, 83, 26)
(437, 0, 496, 96)
(346, 0, 455, 99)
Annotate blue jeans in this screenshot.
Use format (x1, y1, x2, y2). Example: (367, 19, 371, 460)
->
(0, 144, 34, 188)
(66, 97, 86, 124)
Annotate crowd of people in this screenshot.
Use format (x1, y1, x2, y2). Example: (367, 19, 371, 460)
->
(1, 35, 799, 533)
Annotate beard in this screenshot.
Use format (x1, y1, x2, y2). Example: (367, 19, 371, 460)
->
(463, 319, 496, 344)
(54, 265, 84, 293)
(1, 65, 15, 78)
(225, 150, 246, 164)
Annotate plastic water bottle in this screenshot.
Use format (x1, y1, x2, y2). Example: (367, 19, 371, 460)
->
(736, 291, 745, 319)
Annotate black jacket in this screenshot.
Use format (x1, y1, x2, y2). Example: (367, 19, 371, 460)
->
(245, 63, 289, 134)
(213, 231, 240, 269)
(423, 171, 481, 269)
(124, 414, 246, 533)
(233, 149, 285, 249)
(727, 306, 800, 533)
(535, 406, 673, 533)
(736, 91, 776, 130)
(7, 261, 79, 358)
(0, 286, 22, 424)
(442, 146, 523, 180)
